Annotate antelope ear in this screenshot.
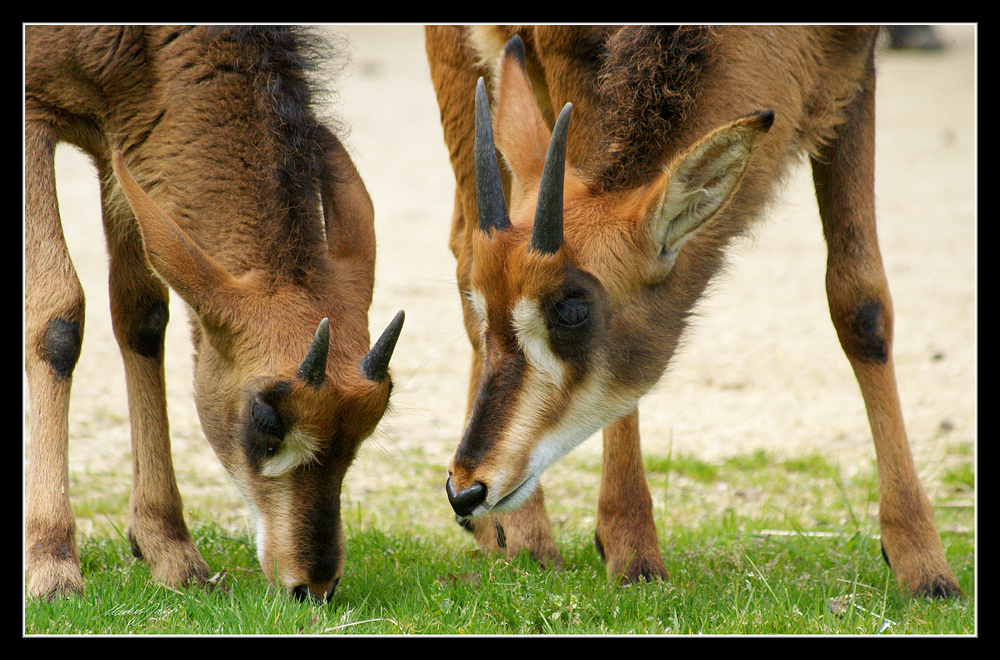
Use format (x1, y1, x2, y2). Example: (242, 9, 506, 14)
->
(111, 151, 239, 326)
(493, 35, 552, 199)
(316, 126, 376, 267)
(645, 110, 774, 260)
(316, 126, 377, 310)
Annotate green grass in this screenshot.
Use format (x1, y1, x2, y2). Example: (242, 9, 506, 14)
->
(23, 517, 974, 635)
(24, 449, 975, 635)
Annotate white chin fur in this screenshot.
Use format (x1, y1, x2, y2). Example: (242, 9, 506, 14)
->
(489, 472, 540, 514)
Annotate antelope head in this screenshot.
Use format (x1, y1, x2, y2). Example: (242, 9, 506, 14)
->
(111, 149, 403, 602)
(446, 36, 772, 520)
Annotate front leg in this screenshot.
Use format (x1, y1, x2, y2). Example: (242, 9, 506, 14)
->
(595, 409, 667, 584)
(460, 487, 562, 568)
(102, 185, 210, 588)
(24, 119, 86, 599)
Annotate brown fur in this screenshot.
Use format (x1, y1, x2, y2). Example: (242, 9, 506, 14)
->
(24, 25, 402, 602)
(426, 25, 960, 597)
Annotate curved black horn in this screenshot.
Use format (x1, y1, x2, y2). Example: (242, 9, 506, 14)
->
(530, 102, 572, 255)
(298, 318, 330, 388)
(474, 77, 511, 234)
(360, 310, 405, 382)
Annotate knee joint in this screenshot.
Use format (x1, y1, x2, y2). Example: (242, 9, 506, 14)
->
(841, 298, 889, 364)
(129, 299, 169, 359)
(41, 318, 82, 379)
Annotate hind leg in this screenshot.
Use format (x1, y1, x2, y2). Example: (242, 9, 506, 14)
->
(99, 161, 210, 587)
(811, 52, 960, 598)
(24, 121, 86, 599)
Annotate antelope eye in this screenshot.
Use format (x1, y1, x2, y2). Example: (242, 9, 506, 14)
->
(249, 396, 284, 439)
(552, 295, 591, 329)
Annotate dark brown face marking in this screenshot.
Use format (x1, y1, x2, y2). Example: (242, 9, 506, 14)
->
(541, 265, 604, 371)
(454, 347, 528, 474)
(294, 453, 345, 598)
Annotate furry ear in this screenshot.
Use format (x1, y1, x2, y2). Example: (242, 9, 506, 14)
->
(644, 110, 774, 261)
(492, 35, 553, 199)
(111, 151, 240, 327)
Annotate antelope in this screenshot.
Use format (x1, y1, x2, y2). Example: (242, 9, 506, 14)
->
(24, 25, 404, 602)
(425, 25, 961, 598)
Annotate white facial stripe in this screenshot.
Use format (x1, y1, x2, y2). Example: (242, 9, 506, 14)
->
(471, 290, 566, 387)
(260, 428, 321, 477)
(511, 297, 565, 387)
(241, 484, 298, 587)
(533, 367, 639, 469)
(468, 289, 488, 326)
(241, 494, 266, 565)
(488, 365, 643, 513)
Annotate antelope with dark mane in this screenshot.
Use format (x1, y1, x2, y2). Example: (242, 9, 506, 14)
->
(426, 25, 960, 598)
(24, 25, 403, 602)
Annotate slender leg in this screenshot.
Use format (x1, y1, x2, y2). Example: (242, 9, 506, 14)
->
(24, 121, 85, 599)
(100, 162, 210, 587)
(465, 488, 562, 567)
(595, 409, 667, 584)
(811, 53, 960, 598)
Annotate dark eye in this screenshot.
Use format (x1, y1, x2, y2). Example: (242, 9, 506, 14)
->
(552, 295, 591, 329)
(250, 396, 284, 439)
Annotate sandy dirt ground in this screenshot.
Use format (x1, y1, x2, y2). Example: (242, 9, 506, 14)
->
(24, 25, 975, 543)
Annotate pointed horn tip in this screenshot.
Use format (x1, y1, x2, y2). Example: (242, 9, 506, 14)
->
(360, 310, 405, 382)
(298, 317, 331, 388)
(382, 310, 405, 338)
(552, 103, 573, 137)
(382, 309, 405, 346)
(313, 317, 331, 346)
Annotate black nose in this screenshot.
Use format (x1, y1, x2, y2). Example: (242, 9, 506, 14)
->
(446, 475, 487, 518)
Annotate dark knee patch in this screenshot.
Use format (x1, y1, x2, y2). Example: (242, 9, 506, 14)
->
(41, 318, 82, 379)
(129, 299, 169, 359)
(846, 298, 889, 364)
